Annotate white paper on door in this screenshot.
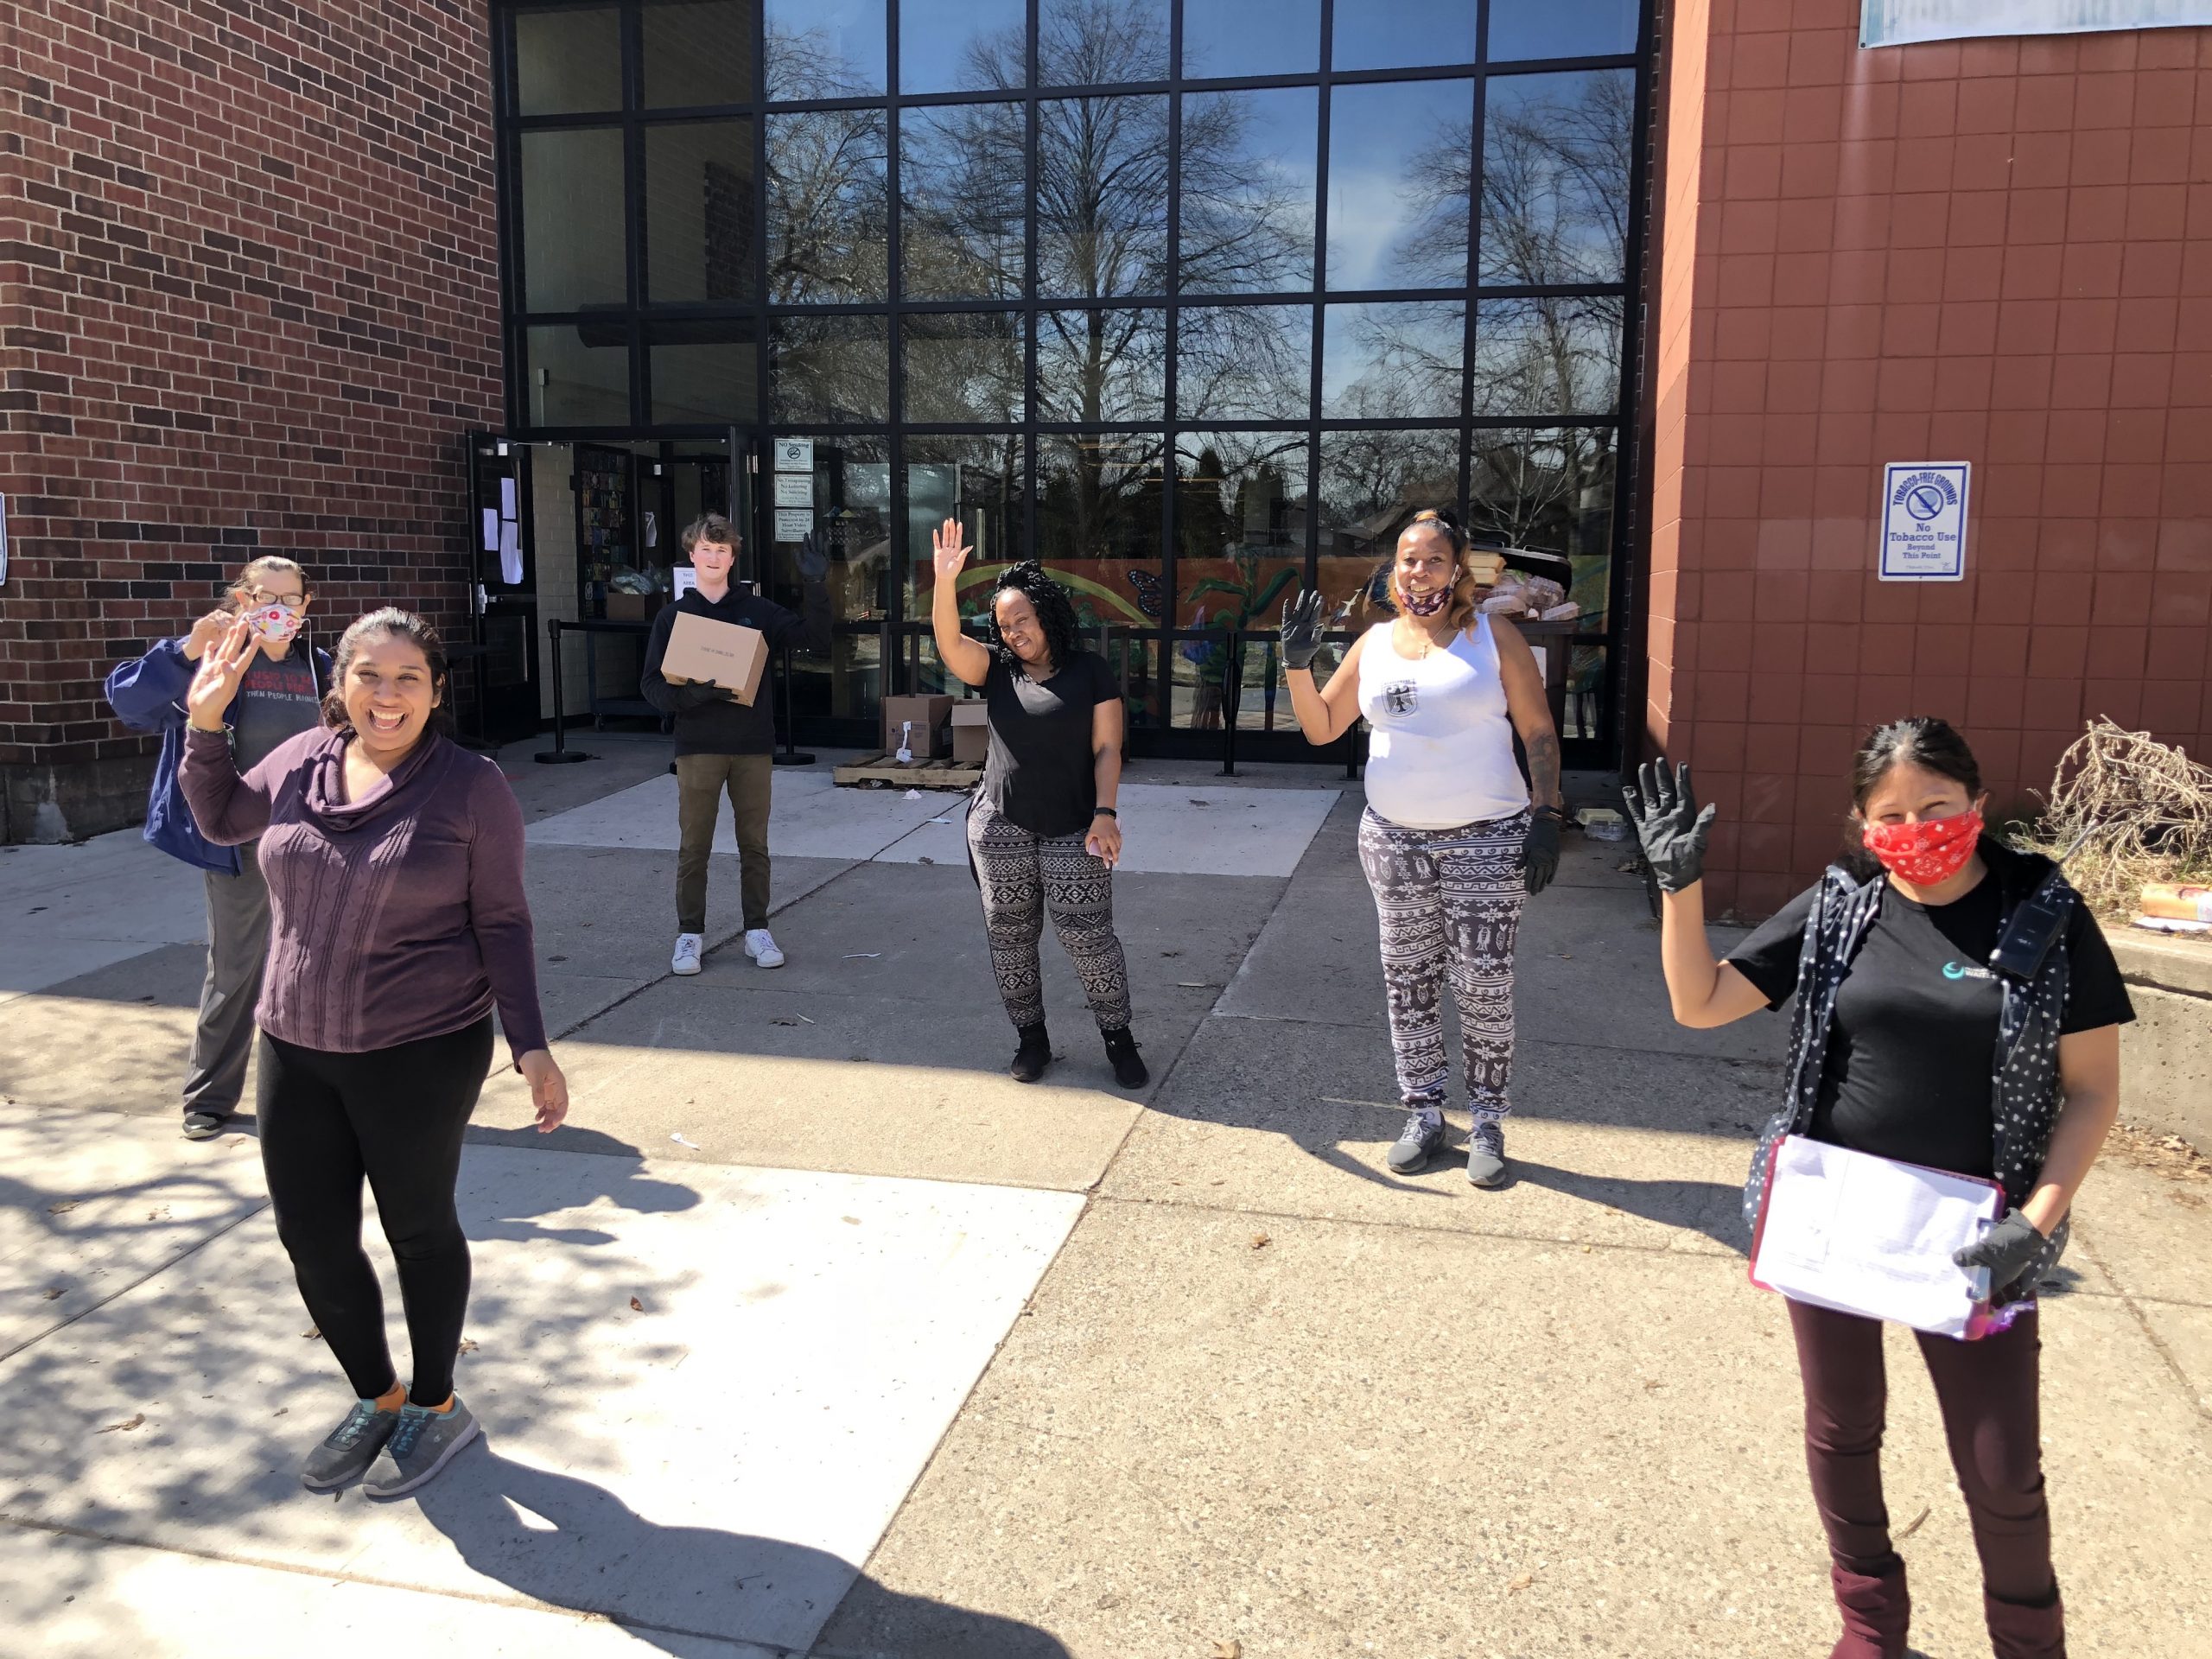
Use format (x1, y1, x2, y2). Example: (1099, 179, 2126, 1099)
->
(1751, 1135, 2003, 1338)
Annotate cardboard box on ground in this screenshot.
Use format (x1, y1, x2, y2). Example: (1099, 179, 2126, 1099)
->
(605, 592, 659, 621)
(661, 612, 770, 706)
(951, 700, 988, 766)
(882, 695, 952, 760)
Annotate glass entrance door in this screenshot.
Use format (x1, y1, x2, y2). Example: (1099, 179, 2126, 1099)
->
(469, 432, 542, 743)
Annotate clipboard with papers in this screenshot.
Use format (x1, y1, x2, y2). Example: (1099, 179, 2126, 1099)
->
(1750, 1135, 2006, 1340)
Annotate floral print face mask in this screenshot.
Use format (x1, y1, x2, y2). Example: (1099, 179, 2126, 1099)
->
(1861, 807, 1982, 886)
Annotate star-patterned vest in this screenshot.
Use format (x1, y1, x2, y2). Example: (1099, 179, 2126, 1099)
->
(1742, 838, 2076, 1308)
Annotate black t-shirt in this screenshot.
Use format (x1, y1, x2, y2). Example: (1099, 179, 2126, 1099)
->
(982, 651, 1118, 837)
(1727, 869, 2135, 1179)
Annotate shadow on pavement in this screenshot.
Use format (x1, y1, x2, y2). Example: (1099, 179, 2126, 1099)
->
(415, 1449, 1072, 1657)
(1502, 1159, 1747, 1252)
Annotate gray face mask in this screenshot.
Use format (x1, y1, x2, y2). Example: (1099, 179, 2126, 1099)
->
(1396, 582, 1451, 618)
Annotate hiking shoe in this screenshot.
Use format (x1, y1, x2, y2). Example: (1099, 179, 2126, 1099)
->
(743, 928, 785, 969)
(1009, 1023, 1052, 1084)
(181, 1111, 230, 1141)
(1387, 1107, 1447, 1173)
(671, 932, 703, 976)
(301, 1397, 400, 1491)
(364, 1396, 480, 1498)
(1102, 1027, 1148, 1089)
(1466, 1120, 1509, 1188)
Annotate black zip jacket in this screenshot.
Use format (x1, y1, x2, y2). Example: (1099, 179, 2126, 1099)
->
(640, 582, 830, 755)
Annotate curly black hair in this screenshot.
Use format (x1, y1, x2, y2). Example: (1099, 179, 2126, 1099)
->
(988, 560, 1083, 672)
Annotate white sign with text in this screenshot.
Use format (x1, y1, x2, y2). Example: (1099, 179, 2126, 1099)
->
(1863, 1, 2212, 47)
(1879, 462, 1969, 582)
(773, 507, 815, 543)
(772, 473, 812, 507)
(772, 437, 814, 473)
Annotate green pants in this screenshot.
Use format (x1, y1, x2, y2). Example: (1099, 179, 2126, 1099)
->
(675, 752, 773, 933)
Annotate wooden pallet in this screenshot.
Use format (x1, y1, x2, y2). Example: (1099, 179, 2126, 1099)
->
(831, 751, 983, 790)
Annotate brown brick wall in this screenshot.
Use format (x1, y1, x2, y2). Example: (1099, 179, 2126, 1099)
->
(1644, 3, 2212, 918)
(1, 0, 500, 838)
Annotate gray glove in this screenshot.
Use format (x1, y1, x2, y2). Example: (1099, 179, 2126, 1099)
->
(1952, 1208, 2047, 1293)
(1621, 758, 1718, 894)
(1278, 589, 1325, 670)
(795, 531, 829, 584)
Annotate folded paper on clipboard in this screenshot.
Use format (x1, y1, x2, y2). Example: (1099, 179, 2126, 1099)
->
(1751, 1135, 2005, 1340)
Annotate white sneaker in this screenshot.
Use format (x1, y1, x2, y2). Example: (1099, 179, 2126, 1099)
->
(671, 933, 703, 976)
(743, 928, 785, 969)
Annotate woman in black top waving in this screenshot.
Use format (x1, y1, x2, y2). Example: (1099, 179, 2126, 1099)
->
(930, 520, 1146, 1090)
(1625, 718, 2131, 1659)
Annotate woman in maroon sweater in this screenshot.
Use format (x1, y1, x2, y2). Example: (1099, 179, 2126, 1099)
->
(181, 607, 569, 1499)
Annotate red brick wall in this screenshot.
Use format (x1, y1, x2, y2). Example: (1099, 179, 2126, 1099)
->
(1, 0, 500, 839)
(1644, 3, 2212, 918)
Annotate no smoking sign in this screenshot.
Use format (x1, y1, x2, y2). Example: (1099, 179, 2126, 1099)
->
(1878, 461, 1969, 582)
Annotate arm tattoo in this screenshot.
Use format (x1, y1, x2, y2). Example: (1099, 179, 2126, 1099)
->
(1527, 729, 1562, 810)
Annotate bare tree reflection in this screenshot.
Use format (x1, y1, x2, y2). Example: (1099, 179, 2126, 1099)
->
(766, 31, 888, 305)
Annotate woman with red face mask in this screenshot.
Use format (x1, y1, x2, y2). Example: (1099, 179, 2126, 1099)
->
(1624, 717, 2132, 1659)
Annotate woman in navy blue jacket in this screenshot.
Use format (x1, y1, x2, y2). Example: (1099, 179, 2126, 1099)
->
(105, 556, 332, 1139)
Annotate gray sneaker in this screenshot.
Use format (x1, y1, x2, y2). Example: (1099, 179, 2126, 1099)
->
(363, 1396, 480, 1498)
(301, 1398, 400, 1491)
(1386, 1107, 1447, 1173)
(1466, 1120, 1509, 1188)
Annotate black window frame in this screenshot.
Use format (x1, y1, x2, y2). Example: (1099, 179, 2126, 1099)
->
(492, 0, 1656, 764)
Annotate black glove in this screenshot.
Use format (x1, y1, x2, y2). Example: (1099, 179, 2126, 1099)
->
(1278, 589, 1325, 670)
(1952, 1208, 2048, 1293)
(1521, 810, 1562, 894)
(795, 532, 829, 585)
(1621, 758, 1718, 894)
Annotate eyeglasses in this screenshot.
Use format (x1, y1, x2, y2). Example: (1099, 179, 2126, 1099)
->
(240, 589, 308, 611)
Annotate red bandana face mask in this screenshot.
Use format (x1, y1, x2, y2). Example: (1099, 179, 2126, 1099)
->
(1861, 808, 1982, 886)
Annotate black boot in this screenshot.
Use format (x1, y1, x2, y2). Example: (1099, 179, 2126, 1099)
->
(1102, 1027, 1148, 1089)
(1009, 1022, 1052, 1084)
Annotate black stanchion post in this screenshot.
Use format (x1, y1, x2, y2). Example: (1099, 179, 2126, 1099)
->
(772, 643, 816, 766)
(1220, 627, 1241, 778)
(533, 620, 592, 765)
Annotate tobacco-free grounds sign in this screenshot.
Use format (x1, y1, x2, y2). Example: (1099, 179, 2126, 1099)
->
(1878, 462, 1969, 583)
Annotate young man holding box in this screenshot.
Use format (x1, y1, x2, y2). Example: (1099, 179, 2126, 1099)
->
(642, 514, 829, 976)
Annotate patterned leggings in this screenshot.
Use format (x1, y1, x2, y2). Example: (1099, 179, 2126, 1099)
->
(1356, 806, 1528, 1121)
(966, 797, 1134, 1031)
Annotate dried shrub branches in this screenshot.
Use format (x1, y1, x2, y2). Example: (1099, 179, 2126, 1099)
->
(2022, 720, 2212, 918)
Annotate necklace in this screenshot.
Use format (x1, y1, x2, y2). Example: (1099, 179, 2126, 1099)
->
(1394, 617, 1452, 659)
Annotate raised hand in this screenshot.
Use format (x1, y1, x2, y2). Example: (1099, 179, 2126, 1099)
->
(931, 518, 971, 582)
(185, 617, 258, 733)
(1278, 588, 1326, 670)
(795, 531, 829, 584)
(1621, 758, 1718, 894)
(182, 609, 234, 663)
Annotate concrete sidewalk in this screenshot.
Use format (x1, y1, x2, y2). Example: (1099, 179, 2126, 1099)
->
(3, 740, 2208, 1657)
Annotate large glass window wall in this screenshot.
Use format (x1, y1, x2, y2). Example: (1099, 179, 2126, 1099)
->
(498, 0, 1647, 756)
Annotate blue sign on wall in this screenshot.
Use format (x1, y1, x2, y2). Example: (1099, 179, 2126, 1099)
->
(1864, 2, 2212, 47)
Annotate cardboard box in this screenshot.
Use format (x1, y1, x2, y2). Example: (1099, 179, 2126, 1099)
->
(950, 700, 989, 767)
(882, 693, 953, 760)
(661, 611, 769, 706)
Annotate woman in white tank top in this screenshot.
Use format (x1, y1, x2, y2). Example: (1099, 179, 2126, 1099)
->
(1279, 509, 1566, 1187)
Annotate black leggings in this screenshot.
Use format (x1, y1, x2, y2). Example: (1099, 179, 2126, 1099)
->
(257, 1017, 493, 1405)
